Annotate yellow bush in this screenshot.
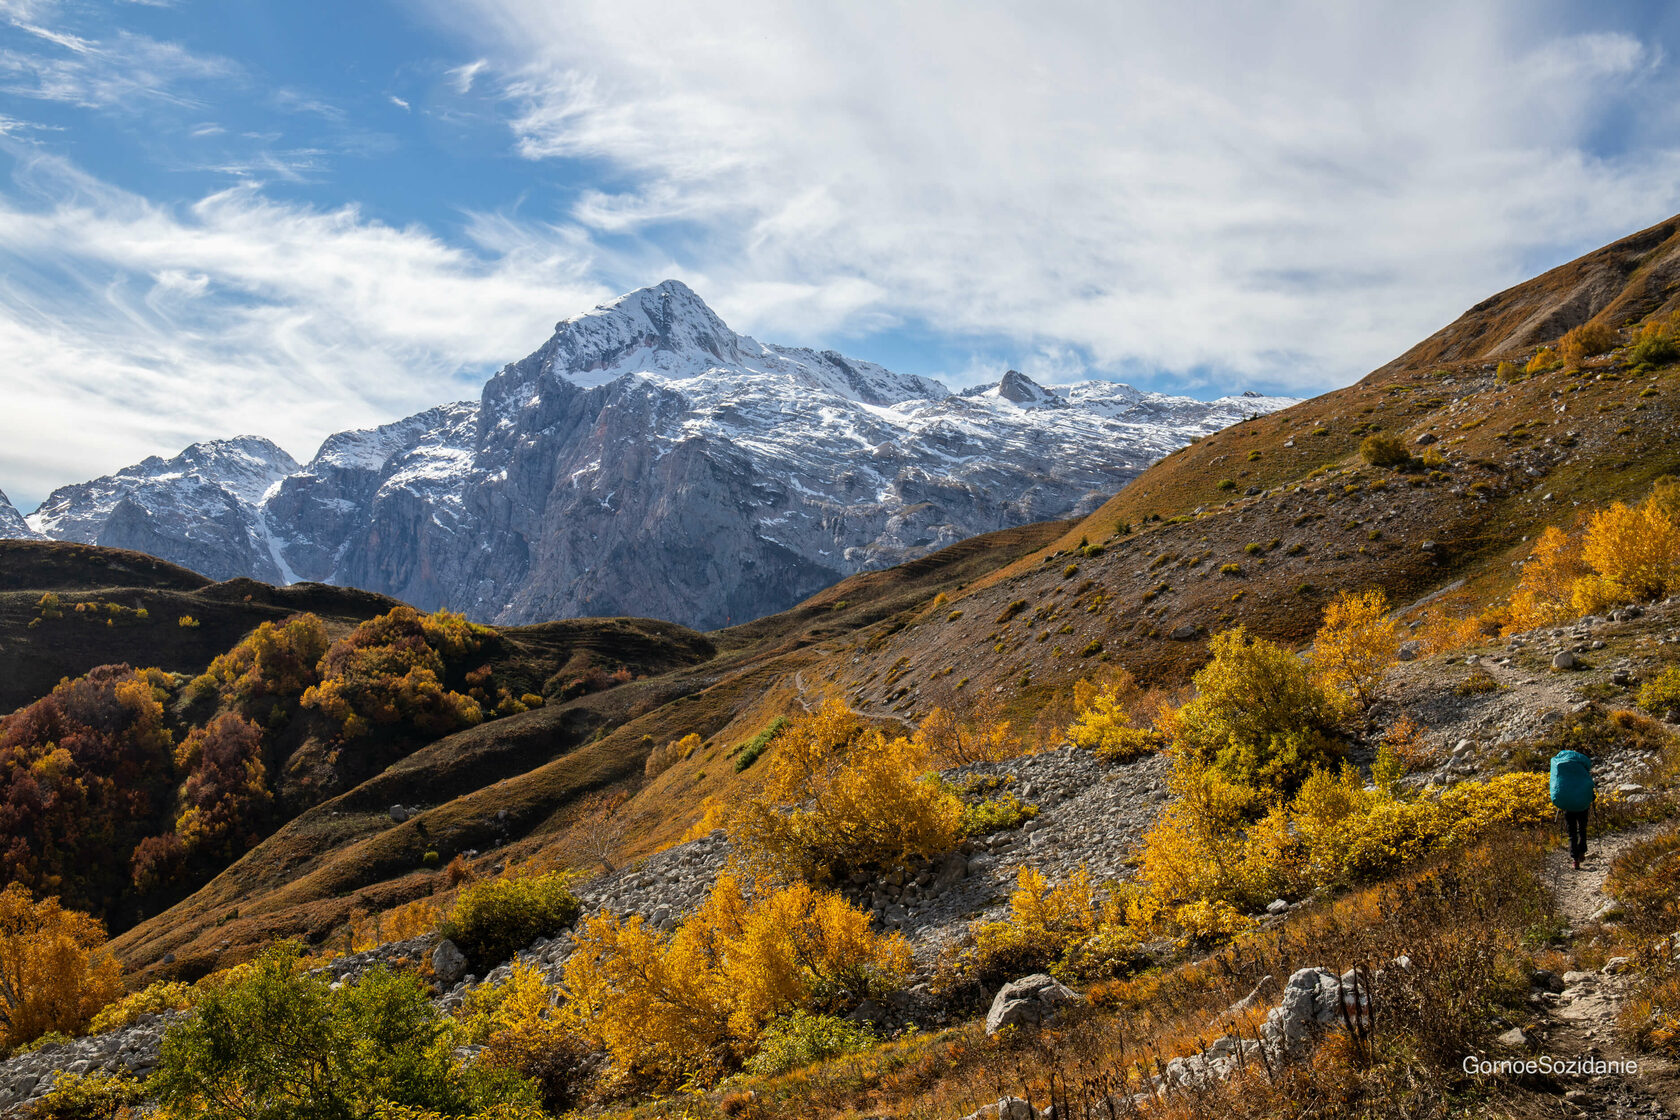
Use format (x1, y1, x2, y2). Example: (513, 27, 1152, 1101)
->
(1135, 753, 1269, 914)
(1577, 499, 1680, 606)
(1311, 589, 1400, 709)
(349, 897, 445, 952)
(0, 883, 123, 1048)
(1526, 348, 1561, 374)
(87, 980, 194, 1034)
(972, 868, 1138, 983)
(1172, 627, 1347, 797)
(1505, 525, 1587, 634)
(645, 733, 701, 778)
(731, 706, 963, 881)
(557, 875, 906, 1088)
(1066, 677, 1164, 761)
(1560, 321, 1617, 366)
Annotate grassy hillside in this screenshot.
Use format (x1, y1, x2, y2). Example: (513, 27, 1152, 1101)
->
(0, 519, 1065, 979)
(820, 213, 1680, 722)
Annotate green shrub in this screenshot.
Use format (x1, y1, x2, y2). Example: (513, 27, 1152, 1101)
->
(1216, 479, 1237, 491)
(441, 873, 581, 971)
(1639, 667, 1680, 716)
(745, 1012, 875, 1077)
(1244, 542, 1264, 555)
(734, 716, 789, 773)
(422, 850, 440, 868)
(25, 1071, 144, 1119)
(1063, 563, 1079, 578)
(960, 793, 1037, 835)
(150, 943, 531, 1119)
(1219, 563, 1242, 576)
(1359, 435, 1411, 468)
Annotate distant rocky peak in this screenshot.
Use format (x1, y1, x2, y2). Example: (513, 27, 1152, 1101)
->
(0, 488, 41, 539)
(994, 369, 1063, 408)
(543, 279, 744, 384)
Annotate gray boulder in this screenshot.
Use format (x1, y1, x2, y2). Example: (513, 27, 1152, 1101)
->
(1260, 967, 1345, 1050)
(431, 939, 469, 984)
(986, 974, 1082, 1035)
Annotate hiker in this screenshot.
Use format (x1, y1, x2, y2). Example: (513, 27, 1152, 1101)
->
(1549, 746, 1595, 870)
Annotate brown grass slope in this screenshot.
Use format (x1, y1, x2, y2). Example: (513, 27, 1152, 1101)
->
(820, 211, 1680, 720)
(100, 519, 1066, 979)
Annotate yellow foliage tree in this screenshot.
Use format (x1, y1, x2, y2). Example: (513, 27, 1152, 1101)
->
(1172, 627, 1347, 796)
(0, 882, 124, 1048)
(732, 704, 963, 881)
(972, 867, 1138, 982)
(1310, 589, 1400, 710)
(1133, 753, 1268, 918)
(1065, 675, 1164, 761)
(1576, 498, 1680, 608)
(557, 875, 907, 1088)
(1505, 525, 1588, 634)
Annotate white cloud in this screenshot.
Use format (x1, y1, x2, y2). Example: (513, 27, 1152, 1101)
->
(447, 58, 487, 94)
(0, 21, 237, 110)
(0, 156, 608, 507)
(418, 0, 1680, 393)
(390, 95, 410, 110)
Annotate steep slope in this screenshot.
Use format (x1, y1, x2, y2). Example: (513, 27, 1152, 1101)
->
(14, 281, 1292, 630)
(25, 437, 300, 582)
(821, 213, 1680, 718)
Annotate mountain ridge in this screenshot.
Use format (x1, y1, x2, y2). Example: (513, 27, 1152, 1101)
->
(5, 282, 1293, 629)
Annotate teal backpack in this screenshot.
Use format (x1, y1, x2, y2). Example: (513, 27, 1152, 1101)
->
(1549, 750, 1595, 813)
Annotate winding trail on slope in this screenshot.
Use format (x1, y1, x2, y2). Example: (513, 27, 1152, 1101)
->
(792, 669, 915, 728)
(1530, 822, 1680, 1119)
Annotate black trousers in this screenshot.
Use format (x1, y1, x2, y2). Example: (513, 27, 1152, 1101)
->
(1564, 809, 1589, 862)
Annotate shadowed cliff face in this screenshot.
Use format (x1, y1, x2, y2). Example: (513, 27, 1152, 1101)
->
(7, 281, 1293, 629)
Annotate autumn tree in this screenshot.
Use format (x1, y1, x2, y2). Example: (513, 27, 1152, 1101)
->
(172, 713, 274, 862)
(911, 702, 1022, 766)
(1311, 588, 1401, 711)
(1575, 498, 1680, 608)
(302, 607, 485, 740)
(1505, 524, 1588, 634)
(189, 613, 330, 719)
(557, 875, 907, 1088)
(0, 666, 174, 913)
(731, 714, 964, 881)
(1172, 627, 1346, 797)
(0, 883, 123, 1048)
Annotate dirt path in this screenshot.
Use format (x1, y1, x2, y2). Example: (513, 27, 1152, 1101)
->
(791, 669, 915, 728)
(1528, 823, 1680, 1119)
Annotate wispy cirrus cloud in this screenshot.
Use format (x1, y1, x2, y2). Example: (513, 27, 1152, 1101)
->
(418, 0, 1680, 388)
(0, 13, 237, 111)
(0, 155, 608, 506)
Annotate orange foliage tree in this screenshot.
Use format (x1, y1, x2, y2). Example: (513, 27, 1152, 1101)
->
(0, 666, 173, 913)
(0, 882, 123, 1048)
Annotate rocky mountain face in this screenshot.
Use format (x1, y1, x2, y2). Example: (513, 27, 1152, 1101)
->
(7, 282, 1293, 628)
(0, 490, 38, 540)
(23, 438, 299, 583)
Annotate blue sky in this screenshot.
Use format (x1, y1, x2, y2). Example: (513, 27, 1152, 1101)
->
(3, 0, 1680, 507)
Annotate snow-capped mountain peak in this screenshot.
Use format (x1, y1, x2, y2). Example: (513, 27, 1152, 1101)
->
(4, 282, 1297, 628)
(0, 489, 41, 540)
